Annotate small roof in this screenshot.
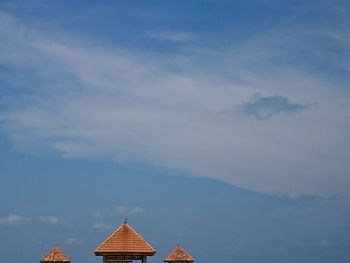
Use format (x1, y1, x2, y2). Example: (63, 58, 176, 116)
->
(164, 245, 194, 262)
(95, 222, 156, 256)
(41, 247, 70, 263)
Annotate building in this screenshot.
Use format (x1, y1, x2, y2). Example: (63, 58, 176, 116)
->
(41, 247, 71, 263)
(95, 220, 156, 263)
(164, 245, 194, 263)
(39, 221, 195, 263)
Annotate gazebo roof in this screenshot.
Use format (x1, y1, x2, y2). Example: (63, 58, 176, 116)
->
(95, 222, 156, 256)
(41, 247, 70, 263)
(164, 245, 194, 262)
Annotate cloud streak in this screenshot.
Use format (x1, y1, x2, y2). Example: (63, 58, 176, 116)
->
(116, 206, 144, 215)
(0, 214, 23, 225)
(147, 31, 197, 43)
(64, 237, 82, 245)
(38, 216, 59, 224)
(93, 222, 111, 230)
(0, 9, 350, 195)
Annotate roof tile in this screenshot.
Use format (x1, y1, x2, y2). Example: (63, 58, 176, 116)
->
(41, 247, 70, 262)
(95, 223, 156, 255)
(164, 245, 194, 262)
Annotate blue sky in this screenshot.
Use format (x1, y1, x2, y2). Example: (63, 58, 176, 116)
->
(1, 0, 350, 195)
(0, 1, 350, 263)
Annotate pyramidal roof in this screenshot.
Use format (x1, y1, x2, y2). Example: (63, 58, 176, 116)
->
(41, 247, 70, 262)
(95, 222, 156, 255)
(164, 245, 194, 262)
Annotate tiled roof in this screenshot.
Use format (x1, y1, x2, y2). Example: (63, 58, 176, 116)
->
(41, 247, 70, 262)
(164, 245, 194, 262)
(95, 222, 156, 255)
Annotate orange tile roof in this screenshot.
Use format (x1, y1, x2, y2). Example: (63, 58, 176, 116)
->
(41, 247, 70, 262)
(95, 222, 156, 255)
(164, 245, 194, 262)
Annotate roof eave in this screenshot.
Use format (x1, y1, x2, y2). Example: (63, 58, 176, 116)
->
(95, 251, 156, 256)
(164, 261, 194, 263)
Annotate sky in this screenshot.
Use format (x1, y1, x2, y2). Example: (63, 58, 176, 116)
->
(0, 1, 350, 263)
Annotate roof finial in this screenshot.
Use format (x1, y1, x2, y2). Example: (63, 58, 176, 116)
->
(124, 217, 128, 224)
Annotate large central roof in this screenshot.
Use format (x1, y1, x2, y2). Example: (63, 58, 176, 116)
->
(95, 222, 156, 255)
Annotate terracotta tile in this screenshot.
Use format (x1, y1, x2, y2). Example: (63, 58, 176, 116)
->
(41, 247, 70, 262)
(164, 245, 194, 262)
(95, 223, 155, 254)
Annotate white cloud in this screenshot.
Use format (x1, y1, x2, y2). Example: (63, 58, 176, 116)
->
(116, 206, 144, 215)
(93, 222, 111, 230)
(93, 211, 102, 218)
(0, 10, 350, 196)
(64, 237, 82, 245)
(38, 216, 59, 224)
(147, 31, 197, 43)
(131, 207, 144, 214)
(116, 206, 128, 215)
(0, 214, 23, 225)
(320, 240, 331, 247)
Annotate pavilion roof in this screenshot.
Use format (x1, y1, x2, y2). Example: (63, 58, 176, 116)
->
(95, 222, 156, 255)
(164, 245, 194, 262)
(41, 247, 70, 262)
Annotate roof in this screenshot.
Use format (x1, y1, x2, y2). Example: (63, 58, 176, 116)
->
(41, 247, 70, 262)
(95, 222, 156, 255)
(164, 245, 194, 262)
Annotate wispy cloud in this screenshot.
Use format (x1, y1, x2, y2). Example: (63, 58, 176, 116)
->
(0, 9, 350, 195)
(147, 31, 197, 43)
(115, 206, 128, 215)
(131, 207, 144, 214)
(64, 237, 82, 245)
(0, 214, 23, 225)
(38, 216, 59, 224)
(116, 206, 144, 215)
(320, 240, 331, 247)
(93, 222, 111, 230)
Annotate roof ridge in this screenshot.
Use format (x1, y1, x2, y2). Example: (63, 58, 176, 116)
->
(124, 223, 155, 251)
(41, 247, 70, 262)
(164, 245, 194, 262)
(95, 222, 156, 254)
(95, 223, 125, 252)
